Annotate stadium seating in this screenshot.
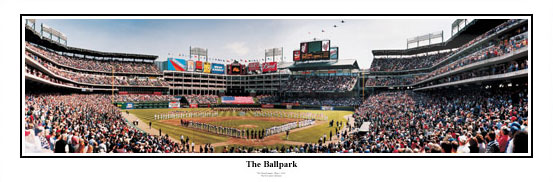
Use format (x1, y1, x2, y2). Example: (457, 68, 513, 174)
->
(184, 94, 218, 105)
(351, 88, 528, 153)
(114, 94, 178, 102)
(282, 76, 357, 92)
(26, 42, 161, 74)
(26, 50, 169, 87)
(365, 76, 415, 87)
(370, 53, 446, 72)
(416, 31, 528, 83)
(24, 94, 186, 153)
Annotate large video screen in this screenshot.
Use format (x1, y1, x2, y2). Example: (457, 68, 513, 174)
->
(300, 40, 331, 61)
(308, 41, 321, 53)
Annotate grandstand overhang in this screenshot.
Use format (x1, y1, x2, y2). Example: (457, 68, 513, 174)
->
(372, 19, 510, 56)
(286, 59, 359, 71)
(25, 26, 158, 62)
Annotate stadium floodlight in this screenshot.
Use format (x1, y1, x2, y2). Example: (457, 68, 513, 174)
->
(41, 23, 67, 46)
(406, 31, 443, 49)
(25, 19, 36, 30)
(451, 19, 474, 37)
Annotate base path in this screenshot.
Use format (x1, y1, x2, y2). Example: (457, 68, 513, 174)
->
(122, 113, 179, 141)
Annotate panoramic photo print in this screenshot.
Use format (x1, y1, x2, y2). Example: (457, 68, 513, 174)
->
(22, 16, 530, 156)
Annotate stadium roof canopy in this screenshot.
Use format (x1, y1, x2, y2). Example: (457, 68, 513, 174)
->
(25, 26, 158, 61)
(372, 19, 508, 56)
(285, 59, 359, 71)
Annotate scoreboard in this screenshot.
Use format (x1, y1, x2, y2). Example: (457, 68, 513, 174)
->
(297, 40, 331, 61)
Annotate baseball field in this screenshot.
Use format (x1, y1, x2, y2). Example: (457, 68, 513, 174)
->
(122, 108, 353, 149)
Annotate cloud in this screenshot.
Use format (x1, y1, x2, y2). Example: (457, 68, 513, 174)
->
(224, 42, 249, 56)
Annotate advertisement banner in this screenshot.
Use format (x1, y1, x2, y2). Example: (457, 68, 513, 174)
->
(293, 50, 301, 61)
(199, 55, 207, 62)
(261, 104, 274, 108)
(125, 103, 134, 109)
(321, 106, 334, 110)
(189, 104, 198, 108)
(322, 40, 330, 51)
(169, 102, 180, 108)
(195, 61, 203, 71)
(300, 43, 307, 53)
(262, 62, 278, 72)
(248, 62, 260, 72)
(231, 65, 241, 74)
(168, 58, 187, 71)
(330, 47, 339, 59)
(187, 60, 195, 71)
(203, 62, 211, 73)
(211, 63, 225, 74)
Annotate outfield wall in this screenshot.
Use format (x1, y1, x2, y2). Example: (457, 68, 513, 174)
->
(116, 101, 355, 111)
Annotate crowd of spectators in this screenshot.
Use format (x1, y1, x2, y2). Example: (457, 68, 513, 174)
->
(425, 59, 528, 87)
(365, 76, 415, 87)
(256, 95, 280, 104)
(369, 19, 525, 73)
(25, 65, 79, 88)
(184, 94, 218, 104)
(281, 97, 362, 107)
(26, 51, 168, 87)
(351, 88, 528, 153)
(26, 42, 161, 74)
(25, 87, 528, 154)
(24, 94, 186, 153)
(222, 88, 528, 153)
(114, 94, 178, 102)
(282, 76, 357, 92)
(370, 53, 446, 72)
(416, 30, 528, 83)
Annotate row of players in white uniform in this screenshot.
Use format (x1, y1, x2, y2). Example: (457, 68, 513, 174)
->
(252, 111, 328, 120)
(154, 110, 328, 121)
(265, 119, 316, 136)
(180, 119, 316, 138)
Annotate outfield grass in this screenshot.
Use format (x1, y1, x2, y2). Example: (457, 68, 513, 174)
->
(124, 108, 352, 145)
(282, 110, 353, 143)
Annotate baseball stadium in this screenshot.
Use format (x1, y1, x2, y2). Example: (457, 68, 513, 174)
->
(23, 18, 530, 154)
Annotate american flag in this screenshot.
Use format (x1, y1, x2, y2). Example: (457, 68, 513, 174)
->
(221, 96, 254, 104)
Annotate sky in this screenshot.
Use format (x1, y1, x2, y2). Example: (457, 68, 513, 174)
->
(34, 18, 455, 69)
